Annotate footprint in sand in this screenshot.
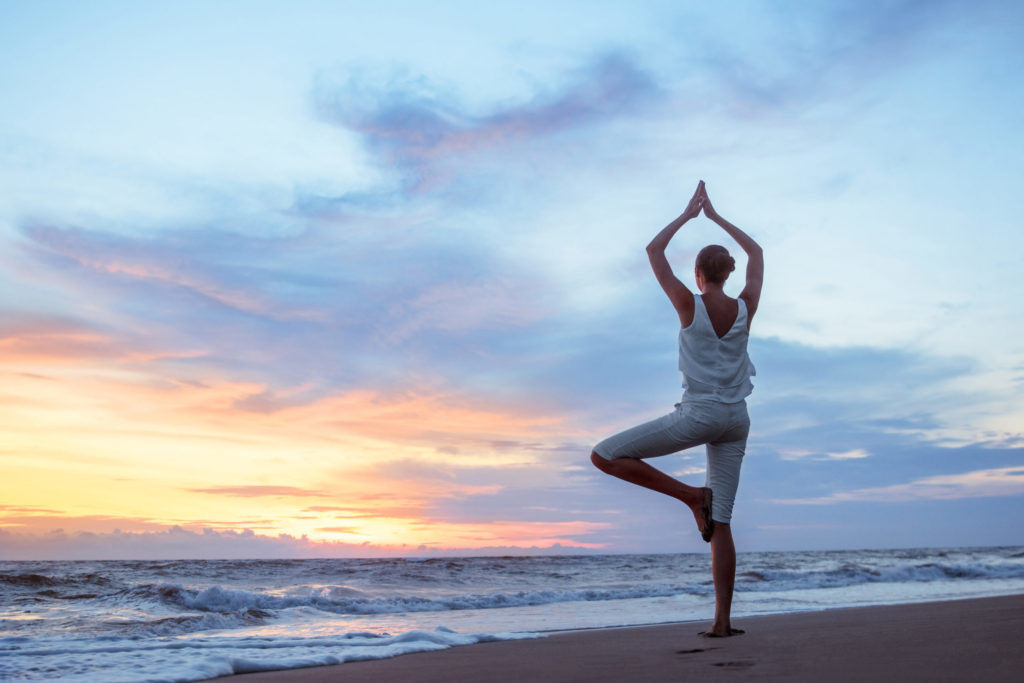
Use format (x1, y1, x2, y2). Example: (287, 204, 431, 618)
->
(713, 661, 755, 669)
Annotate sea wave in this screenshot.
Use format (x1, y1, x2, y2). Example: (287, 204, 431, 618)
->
(0, 571, 113, 588)
(6, 555, 1022, 629)
(81, 557, 1024, 621)
(735, 560, 1024, 593)
(119, 582, 712, 619)
(99, 609, 273, 637)
(0, 627, 544, 683)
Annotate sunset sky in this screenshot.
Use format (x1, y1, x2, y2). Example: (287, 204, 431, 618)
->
(2, 0, 1023, 559)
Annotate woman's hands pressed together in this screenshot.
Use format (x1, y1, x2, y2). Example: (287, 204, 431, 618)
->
(698, 183, 718, 220)
(682, 180, 706, 221)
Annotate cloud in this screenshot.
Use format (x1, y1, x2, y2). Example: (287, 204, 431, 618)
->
(382, 279, 550, 345)
(186, 486, 331, 498)
(13, 205, 562, 403)
(0, 309, 204, 367)
(313, 52, 659, 197)
(0, 521, 607, 560)
(687, 0, 981, 121)
(231, 384, 320, 414)
(746, 336, 989, 449)
(0, 513, 208, 535)
(826, 448, 871, 460)
(0, 526, 386, 560)
(302, 506, 377, 516)
(0, 311, 123, 362)
(779, 448, 871, 461)
(772, 465, 1024, 504)
(19, 223, 324, 321)
(0, 504, 68, 515)
(301, 389, 572, 449)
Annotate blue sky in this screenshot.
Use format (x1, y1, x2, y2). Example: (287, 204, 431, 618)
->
(1, 0, 1022, 559)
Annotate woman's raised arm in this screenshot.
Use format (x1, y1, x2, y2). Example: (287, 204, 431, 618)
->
(646, 181, 704, 326)
(701, 188, 764, 322)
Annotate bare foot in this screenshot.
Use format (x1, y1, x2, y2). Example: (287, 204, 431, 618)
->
(687, 487, 714, 542)
(699, 627, 745, 638)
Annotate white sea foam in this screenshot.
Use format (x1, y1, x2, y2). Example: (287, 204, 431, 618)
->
(0, 627, 544, 682)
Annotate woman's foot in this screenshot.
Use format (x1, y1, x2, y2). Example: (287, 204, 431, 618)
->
(687, 487, 714, 542)
(699, 626, 745, 638)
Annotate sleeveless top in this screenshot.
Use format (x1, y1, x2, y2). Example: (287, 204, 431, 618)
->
(678, 294, 756, 403)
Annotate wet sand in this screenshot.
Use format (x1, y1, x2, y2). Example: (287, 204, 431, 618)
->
(212, 594, 1024, 682)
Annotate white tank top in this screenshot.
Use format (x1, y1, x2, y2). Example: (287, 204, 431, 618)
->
(678, 294, 755, 403)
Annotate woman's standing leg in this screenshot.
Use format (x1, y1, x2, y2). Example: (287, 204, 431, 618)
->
(703, 405, 748, 636)
(708, 522, 736, 635)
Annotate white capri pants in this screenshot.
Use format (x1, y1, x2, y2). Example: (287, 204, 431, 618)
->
(593, 399, 749, 524)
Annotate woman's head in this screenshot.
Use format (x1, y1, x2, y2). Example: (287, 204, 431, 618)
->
(695, 244, 735, 287)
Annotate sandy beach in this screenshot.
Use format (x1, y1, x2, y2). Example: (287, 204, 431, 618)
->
(213, 594, 1024, 682)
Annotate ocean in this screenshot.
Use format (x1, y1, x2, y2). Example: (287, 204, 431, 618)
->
(2, 546, 1023, 681)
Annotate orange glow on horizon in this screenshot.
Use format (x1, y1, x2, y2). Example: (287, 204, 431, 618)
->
(0, 341, 600, 555)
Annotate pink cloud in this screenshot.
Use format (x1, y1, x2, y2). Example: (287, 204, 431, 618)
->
(317, 52, 658, 193)
(0, 521, 607, 560)
(185, 485, 331, 498)
(21, 224, 323, 321)
(771, 466, 1024, 504)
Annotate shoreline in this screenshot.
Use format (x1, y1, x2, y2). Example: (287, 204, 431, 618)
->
(210, 593, 1024, 682)
(539, 585, 1024, 634)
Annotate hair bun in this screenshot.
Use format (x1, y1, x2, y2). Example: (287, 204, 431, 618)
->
(696, 245, 735, 285)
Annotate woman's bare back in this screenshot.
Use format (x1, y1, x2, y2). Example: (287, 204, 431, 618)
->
(699, 292, 740, 338)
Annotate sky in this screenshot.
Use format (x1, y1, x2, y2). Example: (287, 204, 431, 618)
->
(1, 0, 1022, 560)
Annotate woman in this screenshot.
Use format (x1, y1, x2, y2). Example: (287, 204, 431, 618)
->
(590, 180, 763, 638)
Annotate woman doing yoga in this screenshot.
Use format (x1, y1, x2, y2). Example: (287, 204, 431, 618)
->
(590, 180, 763, 638)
